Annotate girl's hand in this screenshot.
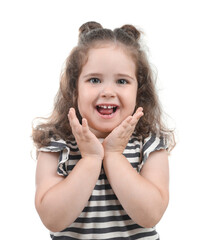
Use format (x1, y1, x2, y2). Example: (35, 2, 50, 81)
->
(68, 108, 104, 161)
(103, 107, 144, 155)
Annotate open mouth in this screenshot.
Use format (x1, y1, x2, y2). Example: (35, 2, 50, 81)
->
(96, 105, 118, 115)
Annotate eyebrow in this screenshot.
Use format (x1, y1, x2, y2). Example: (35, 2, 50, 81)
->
(83, 73, 103, 78)
(83, 73, 136, 80)
(116, 74, 136, 81)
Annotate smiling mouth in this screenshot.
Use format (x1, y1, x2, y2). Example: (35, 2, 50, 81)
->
(96, 105, 118, 115)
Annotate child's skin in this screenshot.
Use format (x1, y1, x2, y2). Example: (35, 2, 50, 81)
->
(35, 45, 169, 232)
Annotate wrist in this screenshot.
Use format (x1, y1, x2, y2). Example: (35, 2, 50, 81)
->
(104, 151, 123, 159)
(82, 154, 104, 162)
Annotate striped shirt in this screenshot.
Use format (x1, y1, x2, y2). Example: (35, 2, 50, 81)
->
(40, 133, 167, 240)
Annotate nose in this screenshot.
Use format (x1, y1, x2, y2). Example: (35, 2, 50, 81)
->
(100, 84, 116, 98)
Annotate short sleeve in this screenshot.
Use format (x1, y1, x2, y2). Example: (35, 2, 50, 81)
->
(138, 133, 168, 171)
(39, 139, 70, 177)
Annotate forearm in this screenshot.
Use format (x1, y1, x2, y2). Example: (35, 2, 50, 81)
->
(36, 157, 102, 232)
(103, 153, 168, 228)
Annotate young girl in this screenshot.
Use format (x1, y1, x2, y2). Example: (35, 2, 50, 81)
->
(33, 21, 175, 239)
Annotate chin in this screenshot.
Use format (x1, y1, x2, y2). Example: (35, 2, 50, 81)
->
(97, 130, 112, 138)
(91, 127, 113, 138)
(89, 122, 120, 138)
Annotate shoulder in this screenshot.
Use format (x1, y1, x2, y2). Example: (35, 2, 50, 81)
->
(39, 137, 77, 152)
(38, 137, 79, 177)
(141, 133, 168, 159)
(130, 132, 168, 170)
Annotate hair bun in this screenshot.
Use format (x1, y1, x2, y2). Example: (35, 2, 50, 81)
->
(121, 24, 140, 40)
(79, 21, 103, 36)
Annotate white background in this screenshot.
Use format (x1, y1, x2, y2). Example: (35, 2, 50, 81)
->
(1, 0, 209, 239)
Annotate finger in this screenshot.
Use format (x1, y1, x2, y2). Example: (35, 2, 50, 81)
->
(136, 107, 143, 113)
(68, 108, 79, 124)
(121, 116, 132, 128)
(119, 116, 134, 133)
(68, 108, 74, 121)
(135, 107, 144, 117)
(122, 108, 143, 126)
(68, 108, 82, 133)
(82, 118, 89, 134)
(131, 108, 144, 124)
(135, 110, 144, 120)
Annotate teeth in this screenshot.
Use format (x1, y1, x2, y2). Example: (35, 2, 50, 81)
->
(99, 105, 114, 109)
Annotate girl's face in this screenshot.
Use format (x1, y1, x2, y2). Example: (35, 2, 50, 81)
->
(77, 44, 138, 138)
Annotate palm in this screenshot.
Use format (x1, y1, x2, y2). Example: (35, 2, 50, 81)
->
(103, 108, 143, 154)
(68, 108, 104, 160)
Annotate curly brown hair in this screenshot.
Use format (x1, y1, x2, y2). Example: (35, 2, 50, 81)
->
(32, 21, 175, 151)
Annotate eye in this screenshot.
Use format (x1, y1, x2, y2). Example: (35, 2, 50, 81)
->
(89, 78, 101, 84)
(117, 79, 128, 84)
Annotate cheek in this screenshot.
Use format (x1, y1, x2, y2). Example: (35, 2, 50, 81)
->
(127, 88, 138, 113)
(77, 83, 86, 103)
(77, 88, 92, 118)
(78, 89, 91, 105)
(124, 86, 137, 103)
(77, 93, 85, 111)
(77, 88, 84, 114)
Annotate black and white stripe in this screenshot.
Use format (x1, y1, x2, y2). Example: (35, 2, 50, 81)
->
(39, 133, 167, 239)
